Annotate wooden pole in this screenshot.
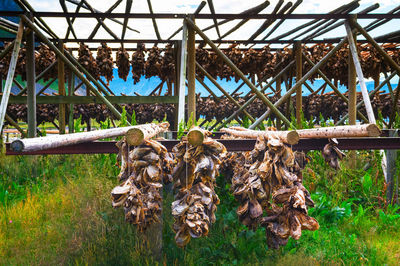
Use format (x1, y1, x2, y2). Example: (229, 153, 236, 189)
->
(68, 71, 75, 133)
(58, 41, 66, 134)
(345, 20, 376, 124)
(5, 114, 27, 138)
(11, 123, 169, 152)
(185, 18, 292, 127)
(20, 15, 127, 123)
(167, 1, 206, 40)
(302, 52, 368, 123)
(348, 30, 357, 125)
(276, 75, 282, 130)
(195, 62, 256, 123)
(26, 20, 36, 138)
(249, 34, 350, 129)
(0, 40, 15, 61)
(297, 124, 381, 139)
(177, 23, 188, 126)
(221, 127, 299, 145)
(125, 122, 169, 146)
(216, 60, 295, 130)
(295, 41, 302, 128)
(187, 16, 196, 121)
(147, 0, 161, 40)
(0, 20, 23, 134)
(386, 130, 398, 205)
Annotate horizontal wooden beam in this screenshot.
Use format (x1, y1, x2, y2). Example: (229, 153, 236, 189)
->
(7, 95, 179, 104)
(1, 11, 399, 19)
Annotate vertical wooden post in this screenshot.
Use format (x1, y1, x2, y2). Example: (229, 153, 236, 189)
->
(348, 31, 357, 125)
(68, 71, 75, 133)
(386, 130, 398, 205)
(187, 15, 196, 122)
(276, 76, 281, 130)
(173, 41, 181, 130)
(26, 21, 36, 138)
(58, 41, 66, 134)
(348, 28, 357, 167)
(177, 21, 188, 125)
(295, 41, 302, 128)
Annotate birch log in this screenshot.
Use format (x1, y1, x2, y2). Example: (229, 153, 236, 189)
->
(187, 127, 209, 146)
(221, 127, 299, 145)
(297, 124, 380, 139)
(125, 122, 169, 146)
(11, 123, 169, 152)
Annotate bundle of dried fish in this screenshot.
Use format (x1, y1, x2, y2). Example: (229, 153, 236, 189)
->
(116, 47, 130, 81)
(160, 43, 175, 81)
(229, 134, 318, 249)
(78, 42, 99, 80)
(96, 42, 114, 84)
(145, 46, 161, 78)
(322, 138, 345, 169)
(111, 138, 170, 230)
(171, 133, 226, 247)
(35, 44, 56, 81)
(131, 43, 146, 84)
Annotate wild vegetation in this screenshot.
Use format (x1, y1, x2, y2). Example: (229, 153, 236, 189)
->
(1, 116, 399, 265)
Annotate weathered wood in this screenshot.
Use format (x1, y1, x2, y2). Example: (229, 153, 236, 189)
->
(0, 20, 23, 134)
(221, 127, 299, 145)
(386, 130, 398, 205)
(187, 126, 207, 146)
(348, 28, 357, 125)
(26, 24, 36, 138)
(147, 0, 161, 40)
(11, 123, 168, 152)
(186, 18, 292, 128)
(195, 62, 256, 123)
(345, 20, 376, 124)
(297, 124, 381, 139)
(125, 122, 169, 146)
(167, 1, 206, 40)
(187, 16, 196, 120)
(207, 0, 221, 38)
(249, 35, 349, 129)
(58, 41, 66, 134)
(177, 23, 187, 125)
(217, 60, 295, 130)
(5, 113, 27, 138)
(68, 69, 75, 133)
(302, 52, 368, 123)
(21, 15, 126, 122)
(295, 41, 302, 128)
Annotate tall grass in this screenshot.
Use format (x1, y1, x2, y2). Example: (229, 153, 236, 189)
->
(0, 150, 399, 264)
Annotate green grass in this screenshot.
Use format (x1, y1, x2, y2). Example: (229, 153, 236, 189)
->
(0, 150, 399, 265)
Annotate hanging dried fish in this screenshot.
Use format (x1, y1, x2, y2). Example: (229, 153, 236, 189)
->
(145, 46, 162, 78)
(322, 138, 346, 169)
(226, 132, 318, 249)
(131, 43, 146, 84)
(111, 138, 170, 230)
(78, 42, 99, 80)
(171, 132, 226, 247)
(160, 43, 175, 82)
(96, 42, 114, 84)
(116, 47, 130, 81)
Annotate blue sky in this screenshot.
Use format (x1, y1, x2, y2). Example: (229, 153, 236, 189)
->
(13, 1, 400, 95)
